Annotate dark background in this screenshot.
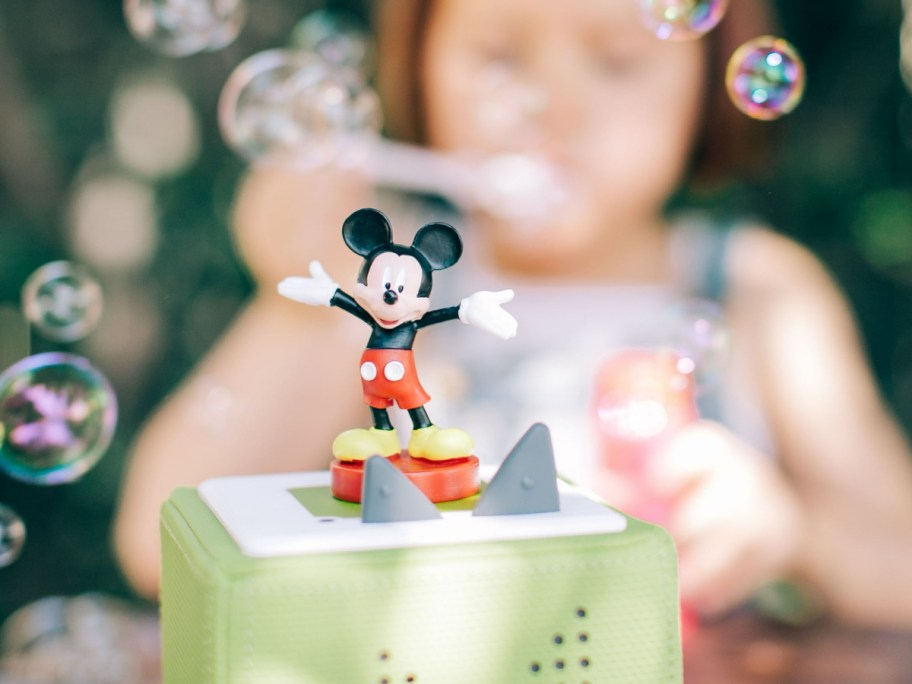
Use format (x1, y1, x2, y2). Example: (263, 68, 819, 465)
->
(1, 0, 911, 622)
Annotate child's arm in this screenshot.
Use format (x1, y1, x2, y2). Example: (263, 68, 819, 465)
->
(653, 227, 912, 626)
(113, 167, 369, 598)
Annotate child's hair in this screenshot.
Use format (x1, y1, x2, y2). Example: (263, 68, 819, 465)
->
(371, 0, 779, 189)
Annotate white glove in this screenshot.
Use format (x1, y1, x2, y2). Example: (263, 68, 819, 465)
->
(458, 289, 518, 340)
(277, 261, 339, 306)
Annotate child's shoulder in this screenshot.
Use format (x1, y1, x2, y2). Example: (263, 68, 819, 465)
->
(727, 223, 838, 301)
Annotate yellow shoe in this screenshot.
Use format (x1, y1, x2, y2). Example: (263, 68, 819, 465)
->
(408, 426, 474, 461)
(332, 427, 400, 462)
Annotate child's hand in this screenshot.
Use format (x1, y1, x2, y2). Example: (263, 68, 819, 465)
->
(647, 420, 806, 616)
(277, 261, 339, 306)
(458, 289, 518, 339)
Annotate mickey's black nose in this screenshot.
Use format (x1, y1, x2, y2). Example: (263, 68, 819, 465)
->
(383, 289, 398, 305)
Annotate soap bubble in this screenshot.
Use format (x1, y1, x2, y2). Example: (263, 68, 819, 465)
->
(726, 36, 806, 120)
(218, 48, 381, 170)
(0, 353, 118, 485)
(663, 299, 730, 393)
(289, 9, 373, 71)
(0, 504, 26, 567)
(124, 0, 246, 57)
(21, 261, 103, 343)
(637, 0, 728, 41)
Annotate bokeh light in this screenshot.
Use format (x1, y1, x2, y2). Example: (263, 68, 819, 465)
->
(109, 76, 201, 179)
(663, 298, 731, 393)
(21, 261, 104, 344)
(123, 0, 247, 57)
(637, 0, 729, 41)
(851, 189, 912, 278)
(289, 9, 372, 71)
(66, 170, 159, 274)
(218, 48, 381, 170)
(0, 353, 118, 486)
(0, 504, 26, 568)
(726, 36, 806, 121)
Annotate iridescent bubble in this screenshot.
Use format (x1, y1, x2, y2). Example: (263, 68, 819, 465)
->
(0, 353, 118, 485)
(289, 9, 373, 72)
(0, 504, 26, 567)
(124, 0, 246, 57)
(21, 262, 103, 343)
(726, 36, 806, 121)
(662, 299, 731, 393)
(637, 0, 729, 41)
(218, 49, 382, 170)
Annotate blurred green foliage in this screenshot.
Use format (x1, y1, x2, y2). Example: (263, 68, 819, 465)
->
(0, 0, 911, 624)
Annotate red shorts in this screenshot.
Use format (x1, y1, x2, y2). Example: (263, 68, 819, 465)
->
(360, 348, 430, 410)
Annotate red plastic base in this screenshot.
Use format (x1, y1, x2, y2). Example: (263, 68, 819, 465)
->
(331, 452, 480, 503)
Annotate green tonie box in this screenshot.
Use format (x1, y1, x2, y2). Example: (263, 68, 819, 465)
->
(160, 470, 682, 683)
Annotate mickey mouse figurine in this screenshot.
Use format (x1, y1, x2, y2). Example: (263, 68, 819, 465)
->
(278, 208, 517, 464)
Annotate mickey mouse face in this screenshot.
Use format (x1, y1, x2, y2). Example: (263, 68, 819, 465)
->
(342, 208, 463, 328)
(354, 252, 430, 328)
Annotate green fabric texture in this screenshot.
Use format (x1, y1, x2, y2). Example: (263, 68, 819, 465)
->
(161, 487, 682, 683)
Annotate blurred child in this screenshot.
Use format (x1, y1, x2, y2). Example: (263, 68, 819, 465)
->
(113, 0, 912, 628)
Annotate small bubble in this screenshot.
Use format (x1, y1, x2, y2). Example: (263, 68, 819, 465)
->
(0, 504, 26, 567)
(22, 262, 103, 343)
(637, 0, 729, 41)
(124, 0, 246, 56)
(726, 36, 806, 120)
(0, 353, 118, 485)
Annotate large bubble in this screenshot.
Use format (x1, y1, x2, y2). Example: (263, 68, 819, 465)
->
(0, 503, 26, 567)
(726, 36, 806, 120)
(21, 261, 103, 343)
(637, 0, 729, 41)
(218, 49, 381, 170)
(0, 353, 118, 485)
(124, 0, 246, 56)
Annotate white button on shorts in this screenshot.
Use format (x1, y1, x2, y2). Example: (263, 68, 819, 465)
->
(384, 361, 405, 382)
(360, 361, 377, 381)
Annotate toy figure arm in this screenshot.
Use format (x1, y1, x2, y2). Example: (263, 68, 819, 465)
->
(458, 289, 518, 339)
(278, 261, 372, 324)
(278, 261, 340, 306)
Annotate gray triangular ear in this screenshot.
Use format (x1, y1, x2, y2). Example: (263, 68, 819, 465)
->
(472, 423, 560, 516)
(342, 208, 393, 257)
(412, 222, 463, 271)
(361, 456, 442, 523)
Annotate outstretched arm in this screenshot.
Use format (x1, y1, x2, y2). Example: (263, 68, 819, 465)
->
(278, 261, 373, 325)
(458, 289, 518, 339)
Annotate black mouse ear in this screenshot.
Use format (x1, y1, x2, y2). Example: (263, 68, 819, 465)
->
(342, 208, 393, 257)
(412, 222, 463, 271)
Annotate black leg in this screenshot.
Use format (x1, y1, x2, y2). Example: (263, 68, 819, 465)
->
(371, 407, 393, 431)
(408, 407, 432, 430)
